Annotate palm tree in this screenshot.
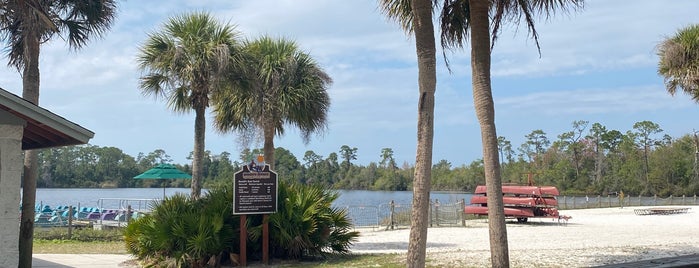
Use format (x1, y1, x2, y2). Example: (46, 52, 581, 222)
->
(378, 0, 436, 267)
(136, 12, 241, 199)
(0, 1, 117, 266)
(213, 36, 331, 169)
(381, 0, 583, 266)
(658, 24, 699, 102)
(439, 1, 583, 266)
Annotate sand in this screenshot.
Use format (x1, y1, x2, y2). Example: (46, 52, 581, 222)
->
(350, 206, 699, 267)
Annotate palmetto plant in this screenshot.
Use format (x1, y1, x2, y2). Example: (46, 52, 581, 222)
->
(249, 181, 359, 259)
(658, 24, 699, 102)
(124, 190, 237, 267)
(124, 183, 357, 266)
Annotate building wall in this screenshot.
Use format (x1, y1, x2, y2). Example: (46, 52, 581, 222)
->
(0, 124, 24, 268)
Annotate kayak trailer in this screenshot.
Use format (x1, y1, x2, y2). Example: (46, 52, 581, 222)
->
(464, 184, 571, 223)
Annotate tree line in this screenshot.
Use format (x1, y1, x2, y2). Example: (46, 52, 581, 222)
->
(34, 119, 699, 197)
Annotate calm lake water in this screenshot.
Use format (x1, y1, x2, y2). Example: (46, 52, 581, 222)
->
(31, 188, 472, 209)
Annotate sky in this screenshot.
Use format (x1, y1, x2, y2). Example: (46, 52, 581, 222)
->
(1, 0, 699, 167)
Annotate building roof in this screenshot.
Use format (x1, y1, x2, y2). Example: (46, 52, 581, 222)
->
(0, 88, 94, 150)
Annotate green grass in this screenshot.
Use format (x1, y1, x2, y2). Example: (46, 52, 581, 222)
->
(30, 228, 448, 267)
(33, 227, 126, 254)
(32, 241, 463, 267)
(33, 240, 127, 254)
(255, 254, 405, 267)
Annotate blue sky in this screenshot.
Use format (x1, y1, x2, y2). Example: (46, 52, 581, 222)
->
(1, 0, 699, 167)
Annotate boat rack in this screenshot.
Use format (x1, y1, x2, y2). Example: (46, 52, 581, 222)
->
(633, 207, 690, 215)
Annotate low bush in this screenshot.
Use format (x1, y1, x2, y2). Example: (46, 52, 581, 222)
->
(124, 182, 359, 267)
(249, 181, 359, 259)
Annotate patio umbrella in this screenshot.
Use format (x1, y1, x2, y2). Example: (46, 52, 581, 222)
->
(134, 163, 192, 198)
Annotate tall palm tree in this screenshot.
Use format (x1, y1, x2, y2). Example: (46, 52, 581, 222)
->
(137, 12, 241, 199)
(0, 1, 117, 266)
(439, 1, 583, 266)
(213, 36, 331, 169)
(658, 24, 699, 102)
(378, 0, 436, 267)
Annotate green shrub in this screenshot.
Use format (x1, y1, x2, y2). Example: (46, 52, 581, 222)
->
(249, 181, 359, 259)
(124, 182, 359, 267)
(124, 191, 238, 267)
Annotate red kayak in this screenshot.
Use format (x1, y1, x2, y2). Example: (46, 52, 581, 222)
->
(466, 184, 563, 220)
(470, 195, 558, 207)
(474, 185, 560, 196)
(464, 206, 535, 217)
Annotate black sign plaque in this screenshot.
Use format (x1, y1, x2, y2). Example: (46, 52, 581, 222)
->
(233, 164, 278, 214)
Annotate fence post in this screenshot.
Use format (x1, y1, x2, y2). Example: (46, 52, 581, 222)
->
(67, 206, 73, 240)
(572, 196, 576, 209)
(461, 199, 466, 227)
(682, 195, 686, 205)
(389, 200, 395, 230)
(429, 199, 433, 227)
(639, 195, 642, 206)
(435, 199, 440, 227)
(126, 205, 132, 222)
(669, 195, 673, 205)
(586, 196, 590, 209)
(654, 195, 657, 206)
(562, 196, 567, 210)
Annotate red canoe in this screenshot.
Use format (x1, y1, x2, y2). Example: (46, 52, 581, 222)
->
(464, 206, 535, 217)
(473, 185, 560, 196)
(470, 195, 558, 207)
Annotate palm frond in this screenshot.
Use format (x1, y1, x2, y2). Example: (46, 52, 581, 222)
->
(658, 24, 699, 102)
(491, 0, 583, 54)
(136, 11, 241, 114)
(212, 35, 331, 159)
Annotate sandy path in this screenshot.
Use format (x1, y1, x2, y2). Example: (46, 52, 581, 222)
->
(350, 206, 699, 267)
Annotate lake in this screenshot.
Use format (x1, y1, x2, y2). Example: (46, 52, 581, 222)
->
(31, 188, 472, 209)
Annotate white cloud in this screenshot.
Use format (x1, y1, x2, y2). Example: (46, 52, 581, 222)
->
(1, 0, 698, 166)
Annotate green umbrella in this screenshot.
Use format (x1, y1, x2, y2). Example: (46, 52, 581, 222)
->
(134, 163, 192, 198)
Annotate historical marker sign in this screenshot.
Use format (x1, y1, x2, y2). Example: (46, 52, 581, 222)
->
(233, 164, 278, 214)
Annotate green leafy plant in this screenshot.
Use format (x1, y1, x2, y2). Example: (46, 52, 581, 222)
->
(249, 181, 359, 259)
(124, 190, 238, 267)
(125, 182, 358, 266)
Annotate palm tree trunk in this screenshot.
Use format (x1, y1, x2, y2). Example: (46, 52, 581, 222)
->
(406, 0, 436, 267)
(191, 105, 205, 199)
(19, 29, 41, 268)
(263, 122, 275, 170)
(469, 0, 510, 267)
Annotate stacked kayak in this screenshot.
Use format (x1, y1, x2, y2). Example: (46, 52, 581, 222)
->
(465, 185, 561, 223)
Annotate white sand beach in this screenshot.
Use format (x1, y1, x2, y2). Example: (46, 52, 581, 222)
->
(350, 206, 699, 267)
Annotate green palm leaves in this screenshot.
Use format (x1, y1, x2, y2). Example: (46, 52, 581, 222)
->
(249, 181, 358, 259)
(137, 12, 242, 199)
(213, 36, 331, 167)
(0, 0, 118, 69)
(124, 183, 358, 266)
(137, 12, 240, 113)
(658, 24, 699, 102)
(124, 189, 237, 267)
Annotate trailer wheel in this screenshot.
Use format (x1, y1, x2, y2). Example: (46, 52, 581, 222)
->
(517, 217, 528, 223)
